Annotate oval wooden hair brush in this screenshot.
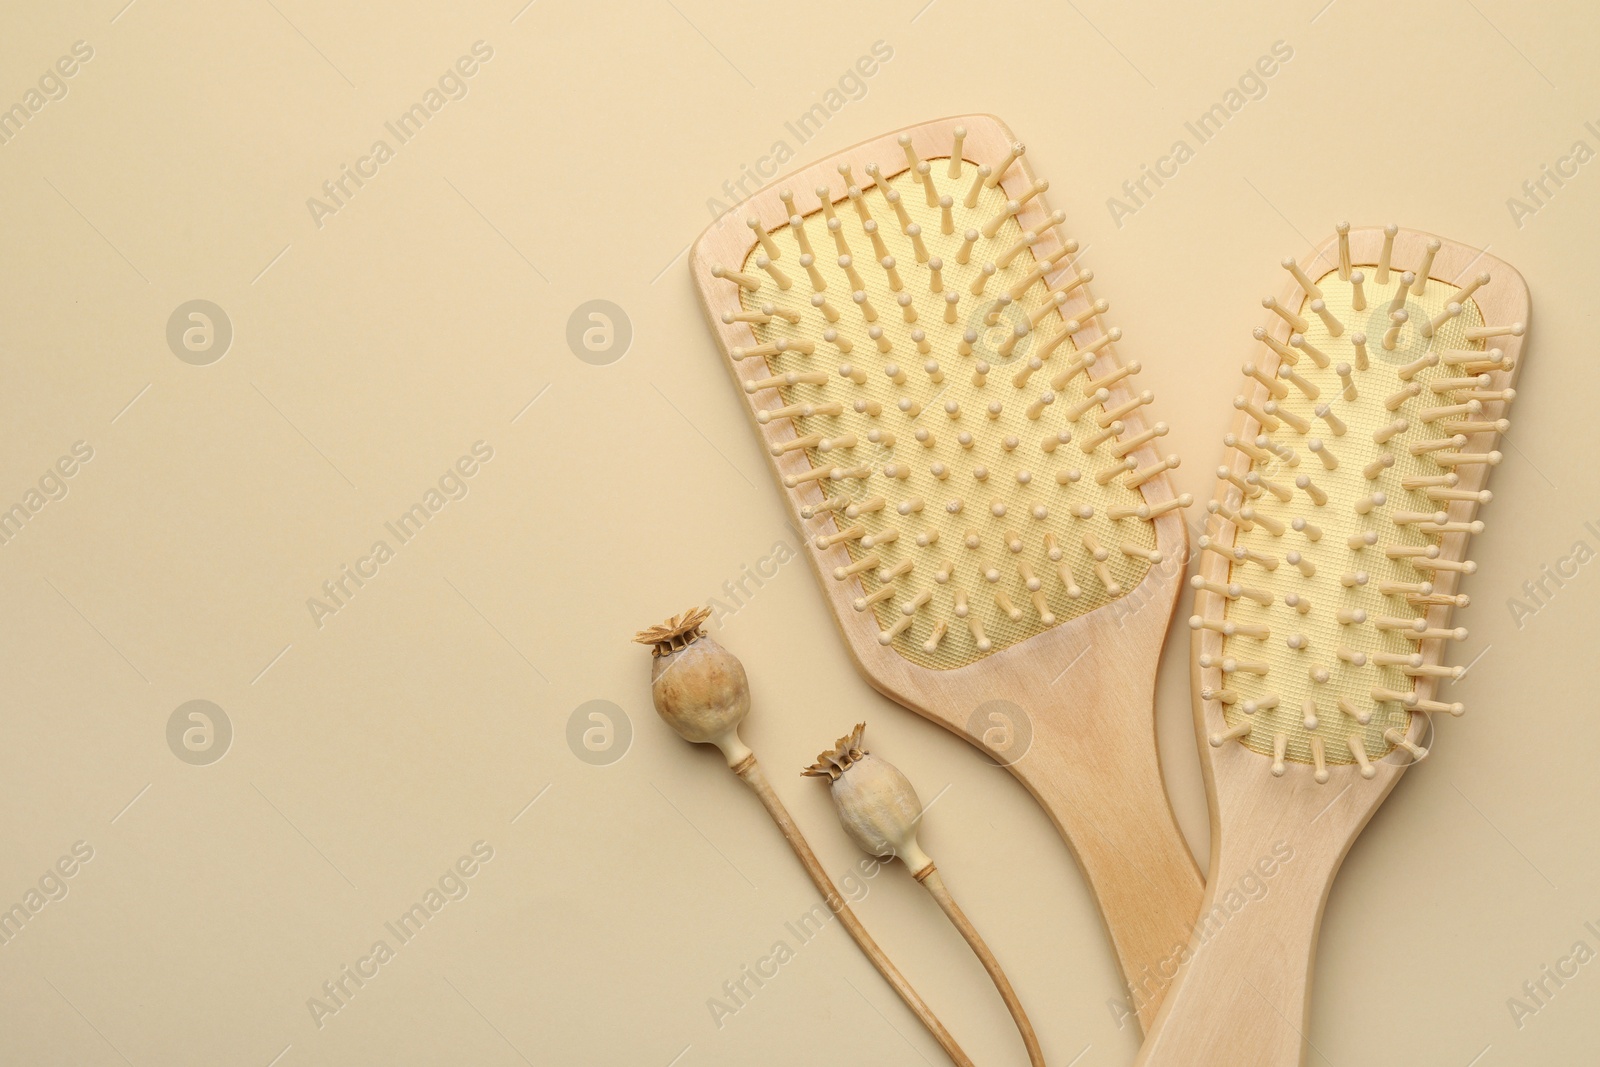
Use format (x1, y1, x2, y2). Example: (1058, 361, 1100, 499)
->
(1135, 225, 1527, 1066)
(689, 115, 1201, 1030)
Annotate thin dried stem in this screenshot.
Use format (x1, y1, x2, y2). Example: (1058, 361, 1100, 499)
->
(733, 755, 973, 1067)
(917, 866, 1046, 1067)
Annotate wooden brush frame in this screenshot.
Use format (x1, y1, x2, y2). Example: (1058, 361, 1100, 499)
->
(691, 114, 1200, 1030)
(1136, 229, 1528, 1066)
(1193, 227, 1525, 784)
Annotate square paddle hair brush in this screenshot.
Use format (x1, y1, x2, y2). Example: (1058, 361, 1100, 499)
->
(690, 115, 1201, 1028)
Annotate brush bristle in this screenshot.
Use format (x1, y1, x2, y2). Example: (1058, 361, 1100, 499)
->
(1198, 227, 1516, 775)
(711, 132, 1186, 669)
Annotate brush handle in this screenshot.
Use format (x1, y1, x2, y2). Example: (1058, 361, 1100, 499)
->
(998, 669, 1204, 1034)
(733, 756, 975, 1067)
(1133, 816, 1335, 1067)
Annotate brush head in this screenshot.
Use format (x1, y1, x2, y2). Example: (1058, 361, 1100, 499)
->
(1194, 226, 1527, 781)
(693, 118, 1187, 674)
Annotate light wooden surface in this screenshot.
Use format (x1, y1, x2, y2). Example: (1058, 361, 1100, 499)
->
(1135, 229, 1529, 1066)
(690, 115, 1202, 1031)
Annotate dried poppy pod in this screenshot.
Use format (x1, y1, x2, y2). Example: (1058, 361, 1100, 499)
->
(804, 723, 934, 874)
(806, 724, 1045, 1067)
(635, 606, 752, 766)
(635, 611, 973, 1067)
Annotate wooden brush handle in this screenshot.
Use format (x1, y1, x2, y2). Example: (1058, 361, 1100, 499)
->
(1133, 817, 1335, 1067)
(998, 670, 1204, 1033)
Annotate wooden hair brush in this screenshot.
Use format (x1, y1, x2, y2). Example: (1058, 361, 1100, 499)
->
(690, 115, 1201, 1029)
(1135, 226, 1527, 1065)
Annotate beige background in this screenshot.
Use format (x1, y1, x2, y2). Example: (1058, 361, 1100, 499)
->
(0, 0, 1595, 1064)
